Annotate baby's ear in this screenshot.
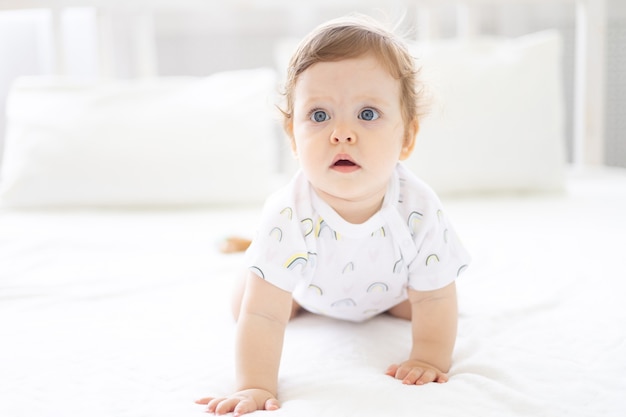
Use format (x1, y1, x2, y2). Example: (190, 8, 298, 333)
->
(399, 119, 419, 160)
(284, 118, 298, 156)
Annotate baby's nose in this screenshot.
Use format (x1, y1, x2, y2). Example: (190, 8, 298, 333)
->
(332, 135, 354, 143)
(331, 125, 356, 144)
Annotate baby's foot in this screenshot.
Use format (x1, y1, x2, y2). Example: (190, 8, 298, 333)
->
(219, 236, 252, 253)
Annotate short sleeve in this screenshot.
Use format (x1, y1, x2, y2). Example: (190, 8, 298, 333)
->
(244, 182, 312, 293)
(407, 206, 471, 292)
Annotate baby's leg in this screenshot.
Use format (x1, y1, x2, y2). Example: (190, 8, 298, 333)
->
(231, 271, 301, 321)
(386, 300, 412, 320)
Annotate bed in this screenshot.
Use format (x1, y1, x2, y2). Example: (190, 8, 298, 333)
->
(1, 1, 625, 417)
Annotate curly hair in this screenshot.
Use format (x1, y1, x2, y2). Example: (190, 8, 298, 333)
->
(280, 14, 427, 143)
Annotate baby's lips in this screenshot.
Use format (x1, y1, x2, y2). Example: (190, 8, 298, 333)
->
(334, 159, 357, 167)
(331, 153, 359, 167)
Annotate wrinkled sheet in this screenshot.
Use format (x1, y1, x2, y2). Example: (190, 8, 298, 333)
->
(1, 168, 626, 417)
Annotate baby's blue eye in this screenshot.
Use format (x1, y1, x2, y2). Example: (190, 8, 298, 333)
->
(311, 110, 329, 123)
(359, 108, 379, 121)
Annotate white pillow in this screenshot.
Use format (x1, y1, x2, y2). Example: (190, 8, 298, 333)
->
(275, 31, 566, 196)
(0, 68, 279, 208)
(406, 30, 566, 196)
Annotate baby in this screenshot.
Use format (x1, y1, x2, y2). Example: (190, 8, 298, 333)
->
(197, 15, 470, 416)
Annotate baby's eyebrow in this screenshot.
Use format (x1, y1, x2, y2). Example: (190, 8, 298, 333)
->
(353, 93, 394, 106)
(297, 94, 333, 104)
(299, 95, 392, 107)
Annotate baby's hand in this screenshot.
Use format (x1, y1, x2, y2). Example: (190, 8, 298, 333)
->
(195, 389, 279, 416)
(385, 360, 449, 385)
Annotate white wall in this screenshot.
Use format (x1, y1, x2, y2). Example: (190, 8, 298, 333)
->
(0, 10, 51, 164)
(605, 0, 626, 167)
(0, 1, 623, 168)
(0, 8, 99, 164)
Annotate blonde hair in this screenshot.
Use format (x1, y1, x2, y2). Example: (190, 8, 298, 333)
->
(280, 15, 426, 141)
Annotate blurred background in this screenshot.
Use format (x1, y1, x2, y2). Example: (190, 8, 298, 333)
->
(0, 0, 624, 169)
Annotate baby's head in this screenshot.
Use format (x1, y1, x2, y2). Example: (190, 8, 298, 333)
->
(281, 15, 424, 141)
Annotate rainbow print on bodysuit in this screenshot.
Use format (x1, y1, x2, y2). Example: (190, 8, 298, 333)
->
(426, 254, 440, 266)
(269, 227, 283, 242)
(301, 218, 314, 236)
(315, 217, 339, 240)
(408, 211, 423, 236)
(284, 253, 308, 271)
(280, 207, 293, 220)
(367, 282, 389, 293)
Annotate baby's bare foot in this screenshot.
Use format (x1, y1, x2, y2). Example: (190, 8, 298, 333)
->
(219, 236, 252, 253)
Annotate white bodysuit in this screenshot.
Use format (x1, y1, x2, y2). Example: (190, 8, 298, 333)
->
(245, 163, 471, 322)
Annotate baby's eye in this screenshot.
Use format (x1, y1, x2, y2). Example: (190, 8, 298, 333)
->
(359, 108, 379, 121)
(310, 110, 330, 123)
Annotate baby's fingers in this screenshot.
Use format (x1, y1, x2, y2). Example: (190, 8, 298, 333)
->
(229, 398, 280, 417)
(264, 398, 280, 411)
(231, 398, 260, 417)
(207, 397, 237, 414)
(403, 367, 437, 385)
(195, 396, 220, 412)
(386, 362, 449, 385)
(386, 363, 412, 381)
(232, 397, 280, 416)
(196, 393, 280, 416)
(197, 397, 241, 415)
(385, 364, 400, 378)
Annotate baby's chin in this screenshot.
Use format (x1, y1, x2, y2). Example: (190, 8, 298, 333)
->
(313, 181, 387, 206)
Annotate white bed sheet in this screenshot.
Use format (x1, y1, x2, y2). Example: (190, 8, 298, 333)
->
(1, 167, 626, 417)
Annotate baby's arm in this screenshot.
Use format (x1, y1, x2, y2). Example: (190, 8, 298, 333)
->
(196, 272, 293, 416)
(386, 282, 458, 385)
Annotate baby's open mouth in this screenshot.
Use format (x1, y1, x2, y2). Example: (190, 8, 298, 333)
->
(331, 155, 360, 173)
(334, 159, 357, 167)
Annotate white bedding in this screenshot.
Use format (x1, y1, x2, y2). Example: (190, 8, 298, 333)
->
(1, 167, 625, 417)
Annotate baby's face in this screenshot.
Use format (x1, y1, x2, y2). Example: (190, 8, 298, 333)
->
(291, 54, 413, 214)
